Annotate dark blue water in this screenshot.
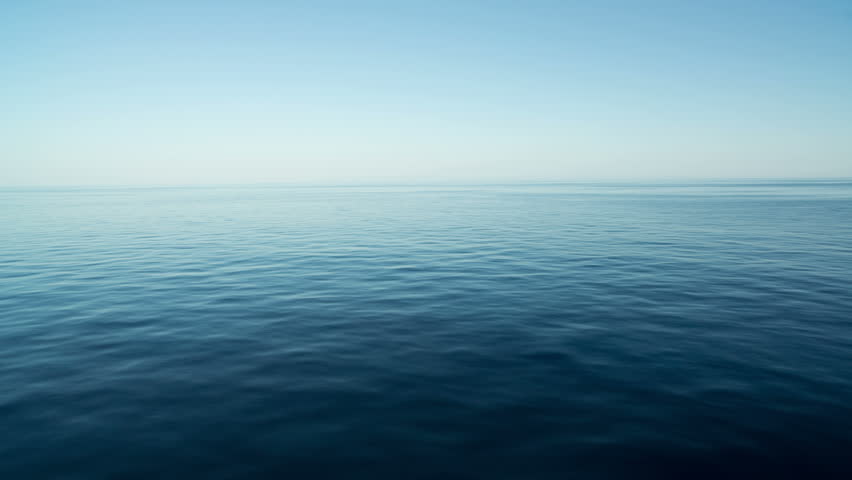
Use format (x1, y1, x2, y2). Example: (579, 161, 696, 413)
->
(2, 182, 852, 479)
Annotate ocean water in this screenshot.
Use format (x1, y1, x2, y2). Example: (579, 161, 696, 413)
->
(2, 182, 852, 479)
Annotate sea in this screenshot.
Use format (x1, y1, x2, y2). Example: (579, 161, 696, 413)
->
(2, 181, 851, 479)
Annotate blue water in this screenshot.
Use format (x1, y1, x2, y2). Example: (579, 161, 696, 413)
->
(2, 182, 852, 479)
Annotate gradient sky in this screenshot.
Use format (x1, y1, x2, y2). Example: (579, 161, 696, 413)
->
(2, 0, 851, 185)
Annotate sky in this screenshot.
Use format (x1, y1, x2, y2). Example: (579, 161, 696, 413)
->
(2, 0, 851, 185)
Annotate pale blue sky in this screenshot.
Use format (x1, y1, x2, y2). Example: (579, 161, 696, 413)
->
(2, 0, 851, 185)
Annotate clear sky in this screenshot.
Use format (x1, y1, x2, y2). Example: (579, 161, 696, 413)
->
(2, 0, 851, 185)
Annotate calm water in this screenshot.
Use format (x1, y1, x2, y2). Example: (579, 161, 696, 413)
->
(2, 182, 852, 479)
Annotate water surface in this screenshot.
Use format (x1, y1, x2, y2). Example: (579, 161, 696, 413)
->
(2, 182, 851, 479)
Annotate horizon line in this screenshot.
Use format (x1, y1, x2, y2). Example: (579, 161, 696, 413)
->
(2, 176, 852, 190)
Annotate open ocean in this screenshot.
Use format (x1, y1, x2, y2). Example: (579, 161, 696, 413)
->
(2, 181, 851, 479)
